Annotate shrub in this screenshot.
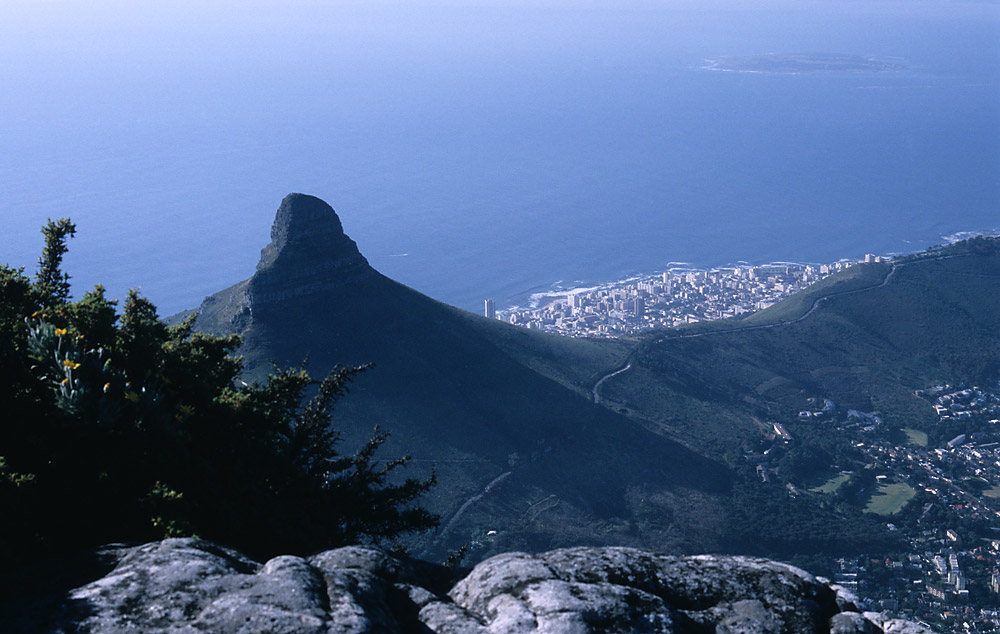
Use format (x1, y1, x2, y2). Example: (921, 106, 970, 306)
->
(0, 219, 436, 568)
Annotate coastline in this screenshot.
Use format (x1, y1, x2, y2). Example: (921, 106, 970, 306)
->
(500, 228, 1000, 315)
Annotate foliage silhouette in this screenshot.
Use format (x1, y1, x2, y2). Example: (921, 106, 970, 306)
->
(0, 220, 436, 569)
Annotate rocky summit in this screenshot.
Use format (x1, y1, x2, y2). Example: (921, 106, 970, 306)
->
(0, 538, 935, 633)
(246, 193, 375, 311)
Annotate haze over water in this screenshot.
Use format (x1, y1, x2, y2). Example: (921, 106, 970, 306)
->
(2, 0, 998, 315)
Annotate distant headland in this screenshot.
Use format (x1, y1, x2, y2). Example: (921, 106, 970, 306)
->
(704, 53, 905, 74)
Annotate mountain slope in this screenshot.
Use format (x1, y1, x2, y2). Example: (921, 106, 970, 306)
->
(184, 194, 732, 559)
(184, 195, 1000, 566)
(599, 240, 1000, 452)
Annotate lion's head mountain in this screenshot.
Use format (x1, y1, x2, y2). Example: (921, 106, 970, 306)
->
(182, 193, 734, 560)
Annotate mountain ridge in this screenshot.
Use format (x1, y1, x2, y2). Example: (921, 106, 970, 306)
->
(181, 194, 734, 560)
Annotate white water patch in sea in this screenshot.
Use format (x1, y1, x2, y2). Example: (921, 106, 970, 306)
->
(943, 229, 1000, 244)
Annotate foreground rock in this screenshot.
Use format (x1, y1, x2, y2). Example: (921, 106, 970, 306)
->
(0, 539, 937, 633)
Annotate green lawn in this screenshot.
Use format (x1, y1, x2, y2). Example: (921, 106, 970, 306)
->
(810, 474, 850, 494)
(865, 482, 916, 515)
(902, 428, 928, 448)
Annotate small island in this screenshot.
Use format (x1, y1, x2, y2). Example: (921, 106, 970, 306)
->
(704, 53, 905, 74)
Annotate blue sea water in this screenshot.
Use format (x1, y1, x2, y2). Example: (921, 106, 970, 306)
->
(1, 0, 998, 315)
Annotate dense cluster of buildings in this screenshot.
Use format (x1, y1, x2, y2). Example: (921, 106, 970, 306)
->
(485, 257, 880, 337)
(786, 383, 1000, 631)
(831, 549, 1000, 632)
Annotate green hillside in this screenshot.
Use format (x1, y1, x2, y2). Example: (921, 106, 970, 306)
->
(596, 240, 1000, 446)
(578, 238, 1000, 558)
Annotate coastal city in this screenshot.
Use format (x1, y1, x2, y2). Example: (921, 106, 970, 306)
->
(481, 245, 1000, 631)
(766, 382, 1000, 632)
(486, 255, 885, 337)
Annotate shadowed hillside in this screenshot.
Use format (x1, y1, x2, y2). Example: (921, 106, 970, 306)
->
(183, 194, 733, 560)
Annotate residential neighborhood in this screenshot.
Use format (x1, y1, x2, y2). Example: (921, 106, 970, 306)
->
(768, 382, 1000, 632)
(493, 257, 878, 337)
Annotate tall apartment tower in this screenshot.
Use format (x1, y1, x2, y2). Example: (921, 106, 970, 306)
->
(484, 298, 496, 320)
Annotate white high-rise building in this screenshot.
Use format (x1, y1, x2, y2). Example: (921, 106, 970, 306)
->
(484, 299, 496, 319)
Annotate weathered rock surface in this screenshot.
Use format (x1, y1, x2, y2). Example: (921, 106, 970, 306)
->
(0, 539, 938, 633)
(246, 192, 375, 310)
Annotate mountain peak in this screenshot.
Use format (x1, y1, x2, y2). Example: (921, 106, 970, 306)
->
(257, 194, 348, 268)
(246, 193, 373, 310)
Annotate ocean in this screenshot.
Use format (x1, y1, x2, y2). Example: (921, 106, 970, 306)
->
(2, 0, 998, 316)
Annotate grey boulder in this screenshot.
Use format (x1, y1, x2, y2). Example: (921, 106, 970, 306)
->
(0, 539, 938, 634)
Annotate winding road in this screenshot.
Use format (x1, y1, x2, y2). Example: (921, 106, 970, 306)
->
(592, 363, 632, 404)
(434, 470, 512, 543)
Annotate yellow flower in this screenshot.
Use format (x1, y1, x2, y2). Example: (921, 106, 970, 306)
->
(61, 378, 69, 385)
(62, 359, 81, 370)
(103, 382, 111, 392)
(54, 328, 67, 336)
